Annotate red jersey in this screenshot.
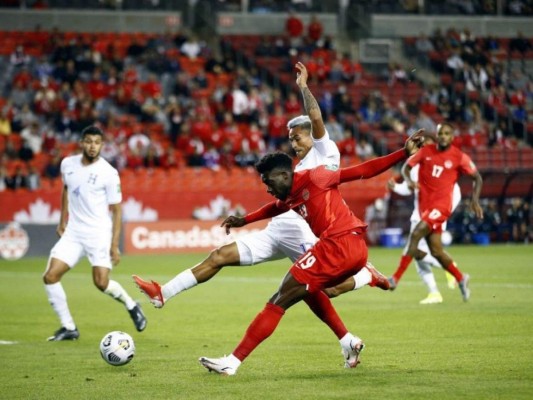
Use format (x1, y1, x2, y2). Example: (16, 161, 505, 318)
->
(408, 143, 477, 215)
(282, 166, 367, 239)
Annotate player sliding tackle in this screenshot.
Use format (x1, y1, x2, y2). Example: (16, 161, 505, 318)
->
(198, 132, 424, 375)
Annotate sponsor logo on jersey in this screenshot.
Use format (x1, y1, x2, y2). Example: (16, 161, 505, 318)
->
(0, 222, 30, 260)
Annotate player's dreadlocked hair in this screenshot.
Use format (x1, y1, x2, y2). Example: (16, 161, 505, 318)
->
(255, 152, 293, 175)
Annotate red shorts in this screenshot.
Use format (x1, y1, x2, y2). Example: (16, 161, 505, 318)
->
(289, 231, 368, 293)
(420, 208, 450, 234)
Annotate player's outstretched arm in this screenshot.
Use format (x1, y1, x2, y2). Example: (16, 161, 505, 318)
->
(221, 201, 287, 234)
(338, 130, 424, 183)
(296, 61, 326, 140)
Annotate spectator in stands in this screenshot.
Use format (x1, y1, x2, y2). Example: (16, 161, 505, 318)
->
(10, 45, 31, 68)
(18, 138, 35, 163)
(6, 165, 28, 190)
(100, 131, 122, 169)
(446, 49, 464, 80)
(388, 63, 409, 86)
(0, 110, 11, 136)
(126, 36, 146, 60)
(285, 11, 304, 48)
(202, 145, 221, 170)
(26, 165, 41, 191)
(10, 80, 33, 110)
(337, 128, 356, 159)
(0, 166, 7, 192)
(324, 114, 344, 143)
(415, 33, 434, 65)
(507, 198, 529, 243)
(332, 85, 355, 124)
(410, 110, 437, 136)
(180, 35, 203, 59)
(307, 14, 323, 45)
(143, 144, 161, 169)
(509, 31, 532, 56)
(488, 119, 511, 148)
(284, 92, 301, 118)
(20, 121, 43, 154)
(464, 63, 489, 93)
(511, 104, 528, 140)
(355, 136, 375, 161)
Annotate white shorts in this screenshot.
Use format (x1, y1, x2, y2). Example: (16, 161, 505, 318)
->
(50, 229, 113, 269)
(236, 217, 317, 265)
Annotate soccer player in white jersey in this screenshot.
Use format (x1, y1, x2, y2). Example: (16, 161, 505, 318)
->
(43, 125, 146, 341)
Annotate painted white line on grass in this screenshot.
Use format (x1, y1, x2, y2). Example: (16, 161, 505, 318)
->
(0, 340, 18, 345)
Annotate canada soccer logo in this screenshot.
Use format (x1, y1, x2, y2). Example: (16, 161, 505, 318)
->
(0, 222, 30, 261)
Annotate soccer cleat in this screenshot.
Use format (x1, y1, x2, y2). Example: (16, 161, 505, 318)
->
(199, 356, 237, 376)
(47, 327, 80, 341)
(342, 337, 365, 368)
(446, 271, 457, 289)
(419, 292, 443, 305)
(132, 275, 165, 308)
(366, 262, 390, 290)
(458, 273, 471, 302)
(128, 302, 147, 332)
(388, 276, 397, 291)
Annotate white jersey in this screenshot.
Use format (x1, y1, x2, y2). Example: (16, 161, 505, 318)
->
(273, 130, 340, 221)
(61, 154, 122, 234)
(392, 164, 461, 224)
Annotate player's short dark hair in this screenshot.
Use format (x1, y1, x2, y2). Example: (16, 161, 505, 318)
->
(81, 125, 104, 138)
(255, 152, 293, 174)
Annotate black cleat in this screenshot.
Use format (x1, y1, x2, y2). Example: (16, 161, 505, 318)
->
(47, 327, 80, 341)
(129, 303, 147, 332)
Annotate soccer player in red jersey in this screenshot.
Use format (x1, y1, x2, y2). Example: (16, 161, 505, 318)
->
(198, 133, 423, 376)
(388, 122, 483, 301)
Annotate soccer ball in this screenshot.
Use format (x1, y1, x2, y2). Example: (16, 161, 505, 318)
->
(99, 331, 135, 366)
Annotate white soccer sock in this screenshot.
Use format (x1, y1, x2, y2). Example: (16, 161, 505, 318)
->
(353, 267, 372, 290)
(162, 269, 198, 300)
(104, 280, 137, 310)
(45, 282, 76, 331)
(416, 260, 439, 294)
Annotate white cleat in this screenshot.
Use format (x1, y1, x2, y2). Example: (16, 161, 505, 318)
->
(342, 337, 365, 368)
(199, 356, 237, 376)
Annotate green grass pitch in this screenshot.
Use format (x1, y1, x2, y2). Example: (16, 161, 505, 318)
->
(0, 245, 532, 400)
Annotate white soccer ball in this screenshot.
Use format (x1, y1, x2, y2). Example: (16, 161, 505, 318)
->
(99, 331, 135, 366)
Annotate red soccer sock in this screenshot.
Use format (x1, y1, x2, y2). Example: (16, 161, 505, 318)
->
(392, 254, 413, 283)
(304, 291, 348, 340)
(445, 261, 463, 282)
(233, 303, 285, 362)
